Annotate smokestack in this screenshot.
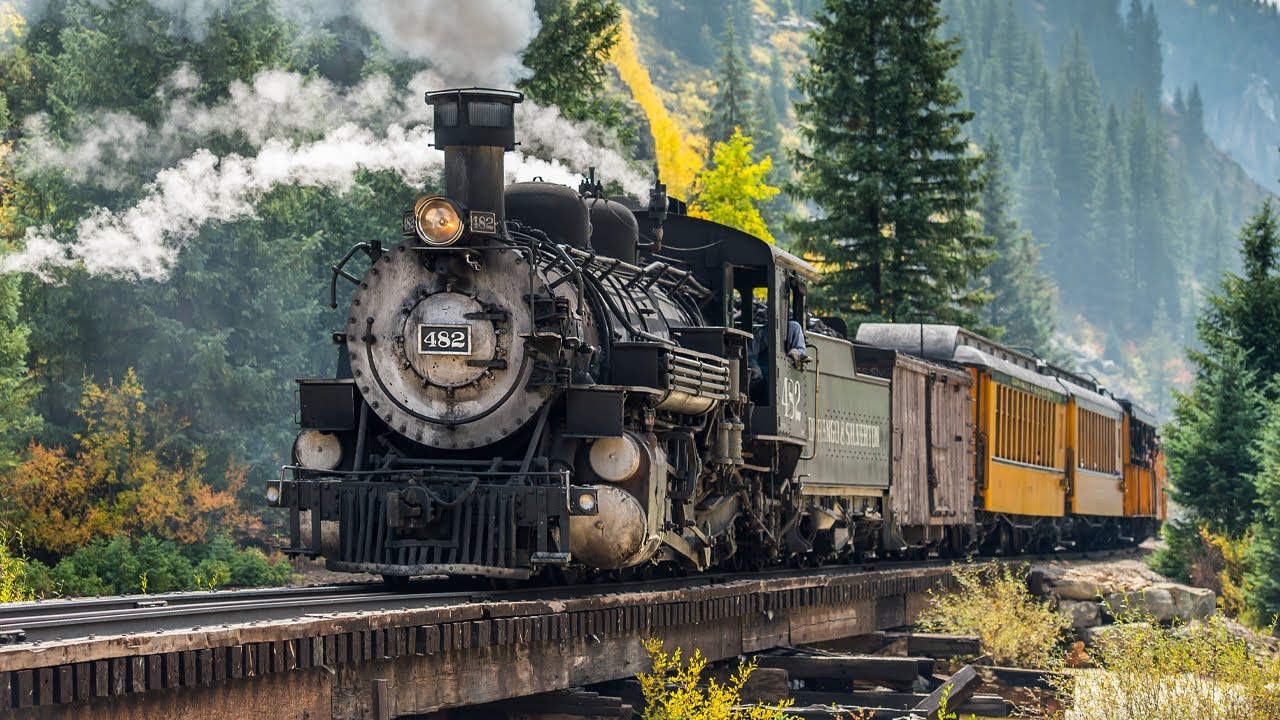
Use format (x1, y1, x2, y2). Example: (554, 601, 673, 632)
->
(425, 88, 523, 223)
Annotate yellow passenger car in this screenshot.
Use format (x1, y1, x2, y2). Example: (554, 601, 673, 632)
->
(960, 346, 1068, 517)
(1061, 381, 1125, 517)
(1119, 399, 1167, 521)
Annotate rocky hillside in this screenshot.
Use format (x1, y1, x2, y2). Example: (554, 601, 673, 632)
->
(1151, 0, 1280, 193)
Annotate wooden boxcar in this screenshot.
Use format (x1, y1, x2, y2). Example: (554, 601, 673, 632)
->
(854, 345, 974, 549)
(855, 325, 1071, 519)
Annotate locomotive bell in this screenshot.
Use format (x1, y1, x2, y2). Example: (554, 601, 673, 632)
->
(425, 88, 523, 226)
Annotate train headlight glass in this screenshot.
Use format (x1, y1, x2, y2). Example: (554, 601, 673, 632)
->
(413, 196, 464, 246)
(265, 484, 281, 504)
(577, 492, 597, 513)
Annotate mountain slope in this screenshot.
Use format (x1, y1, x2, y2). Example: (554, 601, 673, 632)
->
(1151, 0, 1280, 193)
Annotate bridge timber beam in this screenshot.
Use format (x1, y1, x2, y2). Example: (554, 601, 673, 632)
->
(3, 566, 955, 720)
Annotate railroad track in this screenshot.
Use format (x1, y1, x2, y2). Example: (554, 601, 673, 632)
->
(0, 546, 1143, 647)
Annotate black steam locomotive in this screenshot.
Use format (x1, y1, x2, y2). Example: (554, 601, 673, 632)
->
(267, 88, 1165, 583)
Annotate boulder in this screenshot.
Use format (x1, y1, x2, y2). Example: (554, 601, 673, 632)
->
(1079, 624, 1124, 647)
(1050, 578, 1104, 601)
(1102, 583, 1215, 623)
(1167, 584, 1217, 620)
(1103, 587, 1180, 622)
(1059, 599, 1102, 628)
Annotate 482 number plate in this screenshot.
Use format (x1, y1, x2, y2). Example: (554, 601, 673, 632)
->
(418, 324, 471, 355)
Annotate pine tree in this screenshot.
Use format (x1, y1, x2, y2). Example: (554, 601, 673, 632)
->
(753, 82, 789, 242)
(1125, 94, 1181, 327)
(1165, 343, 1264, 537)
(1167, 201, 1280, 538)
(978, 143, 1055, 351)
(1184, 83, 1205, 169)
(703, 23, 755, 146)
(768, 55, 788, 116)
(689, 129, 780, 243)
(752, 83, 782, 162)
(1048, 31, 1104, 298)
(1199, 200, 1280, 393)
(1016, 119, 1059, 254)
(519, 0, 623, 124)
(1248, 390, 1280, 619)
(790, 0, 991, 324)
(1086, 106, 1133, 324)
(0, 277, 39, 470)
(1124, 1, 1163, 109)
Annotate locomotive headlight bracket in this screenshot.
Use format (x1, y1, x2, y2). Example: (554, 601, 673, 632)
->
(410, 195, 465, 246)
(569, 486, 599, 516)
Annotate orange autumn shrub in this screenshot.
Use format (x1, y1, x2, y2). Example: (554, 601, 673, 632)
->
(2, 370, 254, 557)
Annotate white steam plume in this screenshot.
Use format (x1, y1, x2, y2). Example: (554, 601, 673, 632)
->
(517, 101, 649, 196)
(7, 117, 644, 281)
(40, 0, 541, 87)
(5, 0, 649, 281)
(7, 124, 441, 279)
(343, 0, 539, 86)
(21, 67, 648, 196)
(20, 67, 415, 190)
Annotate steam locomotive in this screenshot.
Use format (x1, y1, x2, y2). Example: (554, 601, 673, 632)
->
(267, 88, 1166, 583)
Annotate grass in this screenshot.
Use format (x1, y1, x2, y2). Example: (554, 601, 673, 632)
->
(917, 560, 1280, 719)
(1056, 607, 1280, 720)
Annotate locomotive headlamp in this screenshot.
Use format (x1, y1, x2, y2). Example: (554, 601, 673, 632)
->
(413, 195, 464, 246)
(293, 429, 342, 470)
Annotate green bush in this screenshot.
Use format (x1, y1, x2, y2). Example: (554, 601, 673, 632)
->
(187, 535, 293, 588)
(917, 561, 1071, 668)
(0, 533, 37, 603)
(1147, 520, 1199, 582)
(28, 534, 293, 597)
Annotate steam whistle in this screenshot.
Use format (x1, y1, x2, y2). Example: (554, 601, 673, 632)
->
(648, 166, 668, 252)
(579, 167, 604, 199)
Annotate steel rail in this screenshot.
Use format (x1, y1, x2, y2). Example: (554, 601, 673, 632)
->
(0, 583, 382, 624)
(0, 546, 1142, 646)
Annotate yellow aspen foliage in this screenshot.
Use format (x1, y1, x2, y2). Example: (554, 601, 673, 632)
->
(0, 532, 35, 602)
(0, 2, 24, 43)
(689, 129, 780, 243)
(637, 638, 794, 720)
(1, 370, 254, 555)
(611, 13, 705, 199)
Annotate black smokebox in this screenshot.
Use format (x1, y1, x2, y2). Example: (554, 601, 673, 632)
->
(425, 88, 523, 223)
